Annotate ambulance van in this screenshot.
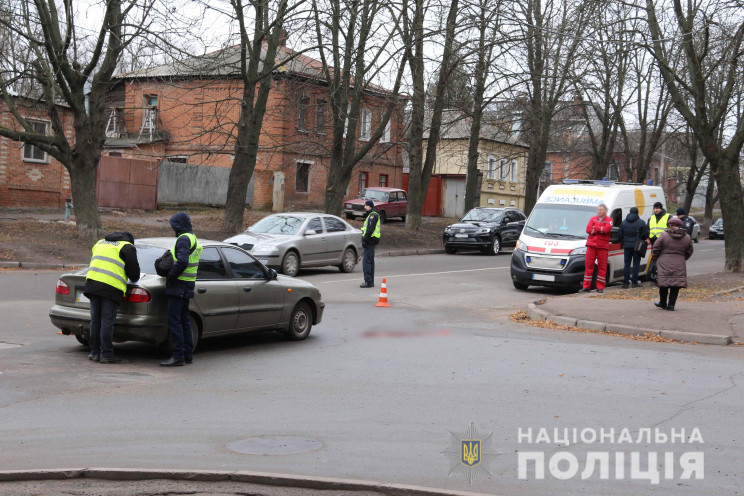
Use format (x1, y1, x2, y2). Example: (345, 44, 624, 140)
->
(510, 180, 665, 291)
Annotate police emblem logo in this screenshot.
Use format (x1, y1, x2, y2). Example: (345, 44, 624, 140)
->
(461, 439, 480, 466)
(443, 422, 494, 485)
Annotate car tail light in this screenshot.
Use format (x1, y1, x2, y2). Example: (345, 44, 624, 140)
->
(55, 279, 70, 295)
(125, 287, 151, 303)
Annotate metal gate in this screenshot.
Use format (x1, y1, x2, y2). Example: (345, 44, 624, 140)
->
(442, 177, 466, 218)
(96, 156, 158, 210)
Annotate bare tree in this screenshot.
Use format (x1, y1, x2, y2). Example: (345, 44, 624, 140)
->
(403, 0, 460, 230)
(644, 0, 744, 271)
(513, 0, 598, 214)
(221, 0, 297, 233)
(0, 0, 191, 238)
(308, 0, 407, 217)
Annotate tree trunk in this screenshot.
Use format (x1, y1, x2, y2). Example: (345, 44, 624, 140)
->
(223, 126, 255, 233)
(324, 159, 351, 217)
(68, 158, 102, 242)
(712, 157, 744, 271)
(703, 173, 715, 227)
(523, 123, 549, 215)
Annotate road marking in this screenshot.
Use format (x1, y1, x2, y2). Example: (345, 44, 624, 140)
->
(318, 267, 508, 284)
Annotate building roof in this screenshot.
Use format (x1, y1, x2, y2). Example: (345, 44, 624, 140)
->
(421, 109, 528, 148)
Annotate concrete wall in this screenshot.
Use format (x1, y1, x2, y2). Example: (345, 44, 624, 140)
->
(158, 161, 253, 207)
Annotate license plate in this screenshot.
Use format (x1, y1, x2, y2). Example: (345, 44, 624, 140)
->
(532, 274, 555, 282)
(76, 291, 89, 303)
(454, 233, 468, 238)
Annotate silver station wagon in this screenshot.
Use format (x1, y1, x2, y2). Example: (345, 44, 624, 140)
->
(50, 238, 325, 351)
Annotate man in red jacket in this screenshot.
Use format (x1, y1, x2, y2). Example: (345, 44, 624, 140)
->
(579, 203, 613, 293)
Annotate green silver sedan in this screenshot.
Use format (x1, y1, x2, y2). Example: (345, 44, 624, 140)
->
(50, 238, 324, 352)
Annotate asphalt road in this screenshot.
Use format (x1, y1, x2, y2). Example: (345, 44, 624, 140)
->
(1, 239, 742, 495)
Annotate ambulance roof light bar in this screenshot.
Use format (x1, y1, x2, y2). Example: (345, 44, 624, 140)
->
(562, 178, 645, 186)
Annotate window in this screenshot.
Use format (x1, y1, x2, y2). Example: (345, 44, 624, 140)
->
(197, 247, 228, 279)
(343, 116, 350, 138)
(611, 208, 622, 227)
(306, 217, 323, 233)
(511, 113, 522, 133)
(105, 108, 119, 138)
(510, 159, 518, 182)
(499, 159, 509, 180)
(398, 191, 407, 201)
(359, 109, 372, 141)
(653, 167, 660, 185)
(296, 162, 311, 192)
(297, 97, 310, 131)
(541, 162, 553, 182)
(315, 101, 325, 133)
(23, 121, 49, 163)
(358, 171, 369, 194)
(607, 163, 620, 181)
(108, 152, 122, 157)
(222, 248, 265, 279)
(165, 155, 188, 164)
(324, 217, 347, 233)
(381, 119, 391, 143)
(142, 95, 158, 130)
(379, 174, 389, 187)
(487, 156, 497, 180)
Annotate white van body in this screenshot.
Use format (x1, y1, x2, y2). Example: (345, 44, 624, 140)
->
(510, 180, 666, 291)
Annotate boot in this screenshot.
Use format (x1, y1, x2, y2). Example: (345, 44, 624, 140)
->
(160, 357, 185, 367)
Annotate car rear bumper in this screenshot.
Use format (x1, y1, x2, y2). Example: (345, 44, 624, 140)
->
(49, 305, 168, 344)
(510, 250, 585, 289)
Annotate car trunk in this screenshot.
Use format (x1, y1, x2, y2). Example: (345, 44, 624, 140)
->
(56, 271, 162, 316)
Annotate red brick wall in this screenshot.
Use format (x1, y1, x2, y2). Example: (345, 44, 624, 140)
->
(0, 103, 74, 208)
(114, 75, 405, 210)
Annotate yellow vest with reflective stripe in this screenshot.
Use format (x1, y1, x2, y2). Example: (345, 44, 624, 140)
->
(86, 239, 131, 293)
(171, 233, 202, 282)
(362, 212, 381, 238)
(649, 213, 670, 239)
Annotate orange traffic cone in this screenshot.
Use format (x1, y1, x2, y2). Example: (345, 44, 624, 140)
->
(375, 278, 391, 307)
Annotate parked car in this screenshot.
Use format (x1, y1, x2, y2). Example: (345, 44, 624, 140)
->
(687, 215, 701, 243)
(224, 213, 362, 277)
(49, 238, 324, 352)
(343, 187, 407, 223)
(709, 218, 724, 239)
(443, 207, 526, 255)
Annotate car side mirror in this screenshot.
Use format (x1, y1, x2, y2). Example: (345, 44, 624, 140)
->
(304, 229, 317, 236)
(267, 268, 278, 280)
(610, 226, 621, 244)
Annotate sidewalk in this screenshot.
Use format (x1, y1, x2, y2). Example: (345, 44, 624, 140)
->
(526, 273, 744, 345)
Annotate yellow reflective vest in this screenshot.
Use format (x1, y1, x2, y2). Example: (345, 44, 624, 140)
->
(649, 213, 670, 239)
(362, 212, 381, 239)
(171, 233, 203, 282)
(86, 239, 131, 293)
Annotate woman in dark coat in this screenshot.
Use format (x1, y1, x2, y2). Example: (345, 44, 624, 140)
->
(651, 216, 693, 311)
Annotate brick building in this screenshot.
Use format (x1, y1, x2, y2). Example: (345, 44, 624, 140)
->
(103, 39, 405, 210)
(0, 99, 74, 207)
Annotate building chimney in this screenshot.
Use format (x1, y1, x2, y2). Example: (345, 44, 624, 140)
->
(279, 29, 288, 47)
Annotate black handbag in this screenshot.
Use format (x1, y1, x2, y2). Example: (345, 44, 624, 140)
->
(634, 227, 648, 257)
(154, 249, 173, 277)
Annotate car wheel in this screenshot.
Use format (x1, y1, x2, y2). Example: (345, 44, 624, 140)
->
(338, 247, 357, 273)
(379, 210, 387, 224)
(486, 236, 501, 255)
(401, 215, 406, 222)
(345, 213, 354, 220)
(708, 234, 715, 239)
(444, 245, 457, 254)
(513, 281, 529, 290)
(281, 251, 300, 277)
(286, 301, 313, 340)
(693, 235, 699, 243)
(75, 333, 89, 348)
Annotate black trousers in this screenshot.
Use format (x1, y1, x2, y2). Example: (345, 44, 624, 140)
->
(362, 243, 376, 285)
(658, 286, 680, 307)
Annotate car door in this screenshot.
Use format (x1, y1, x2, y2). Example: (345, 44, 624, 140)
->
(221, 247, 286, 330)
(192, 247, 240, 333)
(323, 216, 350, 263)
(397, 191, 408, 217)
(300, 217, 330, 265)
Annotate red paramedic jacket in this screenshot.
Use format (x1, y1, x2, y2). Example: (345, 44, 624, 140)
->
(585, 216, 613, 249)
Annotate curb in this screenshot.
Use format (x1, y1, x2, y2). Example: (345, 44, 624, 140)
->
(526, 301, 733, 346)
(0, 261, 86, 270)
(0, 468, 496, 496)
(378, 248, 445, 258)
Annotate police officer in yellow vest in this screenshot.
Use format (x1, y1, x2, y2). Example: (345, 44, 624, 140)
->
(649, 202, 670, 245)
(360, 200, 381, 288)
(83, 231, 140, 364)
(161, 212, 203, 367)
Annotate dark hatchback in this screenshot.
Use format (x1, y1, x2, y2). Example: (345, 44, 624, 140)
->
(708, 218, 724, 239)
(443, 207, 526, 255)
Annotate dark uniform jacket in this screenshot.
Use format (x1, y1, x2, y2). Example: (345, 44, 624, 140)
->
(362, 210, 380, 246)
(166, 212, 197, 297)
(618, 212, 649, 250)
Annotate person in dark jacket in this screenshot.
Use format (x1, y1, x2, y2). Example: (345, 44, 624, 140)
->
(360, 200, 381, 288)
(618, 207, 649, 289)
(676, 207, 697, 238)
(652, 217, 693, 311)
(161, 212, 203, 367)
(83, 231, 140, 363)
